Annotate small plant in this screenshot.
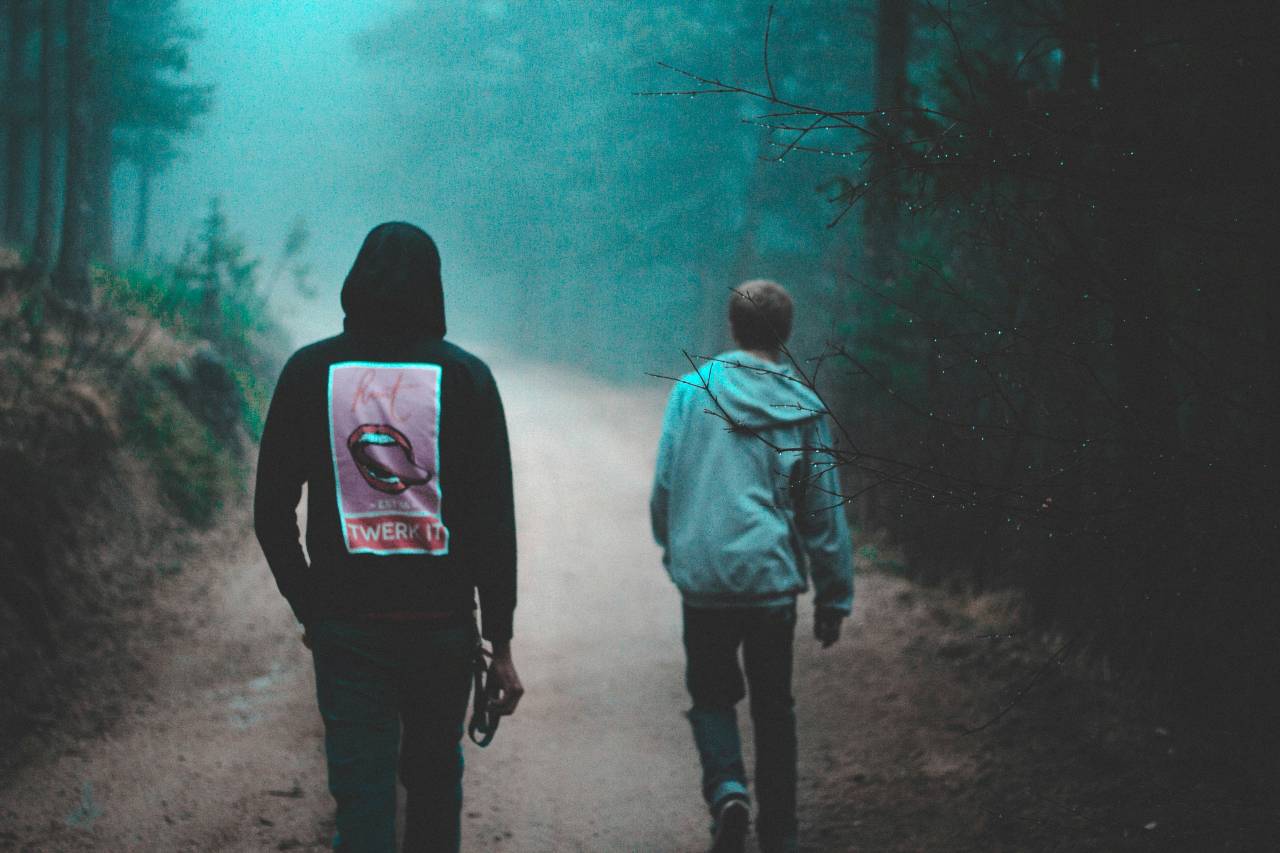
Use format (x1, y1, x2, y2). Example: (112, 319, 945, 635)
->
(121, 370, 240, 528)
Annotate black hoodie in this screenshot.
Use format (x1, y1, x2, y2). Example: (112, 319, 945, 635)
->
(253, 222, 516, 641)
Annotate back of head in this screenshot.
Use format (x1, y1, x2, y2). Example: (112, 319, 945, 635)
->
(728, 279, 793, 350)
(341, 222, 447, 338)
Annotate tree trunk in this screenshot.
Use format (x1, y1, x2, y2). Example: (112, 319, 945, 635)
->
(695, 265, 726, 358)
(31, 0, 58, 272)
(863, 0, 909, 284)
(873, 0, 909, 111)
(54, 0, 92, 300)
(4, 0, 31, 244)
(698, 15, 774, 361)
(855, 0, 910, 534)
(712, 126, 772, 356)
(86, 0, 109, 263)
(130, 158, 149, 258)
(88, 114, 111, 262)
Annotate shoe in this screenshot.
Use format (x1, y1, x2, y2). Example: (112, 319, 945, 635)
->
(709, 796, 750, 853)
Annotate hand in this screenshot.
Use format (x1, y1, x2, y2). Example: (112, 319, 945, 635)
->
(487, 643, 525, 716)
(814, 608, 844, 648)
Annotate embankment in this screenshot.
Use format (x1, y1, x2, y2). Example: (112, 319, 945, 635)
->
(0, 254, 285, 773)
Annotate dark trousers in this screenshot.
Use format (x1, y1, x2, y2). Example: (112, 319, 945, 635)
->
(683, 602, 798, 844)
(310, 618, 475, 853)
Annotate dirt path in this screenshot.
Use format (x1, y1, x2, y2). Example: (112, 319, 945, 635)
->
(1, 361, 1268, 852)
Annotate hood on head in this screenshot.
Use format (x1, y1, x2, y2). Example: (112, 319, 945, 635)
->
(695, 350, 826, 429)
(341, 222, 446, 338)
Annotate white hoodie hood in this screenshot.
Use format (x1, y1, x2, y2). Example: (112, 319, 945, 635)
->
(649, 350, 854, 613)
(690, 351, 826, 430)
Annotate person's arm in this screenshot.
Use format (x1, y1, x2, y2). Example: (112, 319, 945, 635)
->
(471, 366, 516, 644)
(253, 357, 312, 623)
(468, 365, 522, 713)
(649, 384, 683, 559)
(487, 639, 523, 716)
(794, 416, 854, 644)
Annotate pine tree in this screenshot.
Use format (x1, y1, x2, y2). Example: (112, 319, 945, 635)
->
(4, 0, 32, 244)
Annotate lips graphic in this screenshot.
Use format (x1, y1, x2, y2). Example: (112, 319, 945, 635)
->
(346, 424, 434, 494)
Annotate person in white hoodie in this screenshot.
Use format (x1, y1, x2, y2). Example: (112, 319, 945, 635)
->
(650, 279, 854, 853)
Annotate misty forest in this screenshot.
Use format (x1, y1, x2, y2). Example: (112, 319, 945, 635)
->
(0, 1, 1276, 850)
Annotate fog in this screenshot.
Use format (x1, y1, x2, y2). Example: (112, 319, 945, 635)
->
(126, 0, 873, 374)
(6, 3, 1278, 848)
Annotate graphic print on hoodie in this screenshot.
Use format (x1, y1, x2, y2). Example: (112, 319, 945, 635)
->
(329, 361, 449, 555)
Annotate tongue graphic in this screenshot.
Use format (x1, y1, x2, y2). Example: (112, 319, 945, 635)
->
(347, 424, 435, 494)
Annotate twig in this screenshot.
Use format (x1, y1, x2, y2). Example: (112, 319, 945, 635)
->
(763, 4, 777, 101)
(963, 634, 1080, 735)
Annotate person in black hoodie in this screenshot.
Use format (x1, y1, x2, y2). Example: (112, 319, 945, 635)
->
(254, 222, 522, 852)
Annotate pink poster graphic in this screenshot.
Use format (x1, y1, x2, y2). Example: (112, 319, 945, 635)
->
(328, 362, 449, 555)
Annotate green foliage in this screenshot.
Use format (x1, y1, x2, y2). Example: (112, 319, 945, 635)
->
(174, 197, 261, 339)
(228, 363, 270, 440)
(106, 198, 284, 440)
(22, 194, 290, 546)
(121, 372, 240, 528)
(101, 263, 189, 327)
(109, 0, 213, 164)
(178, 200, 280, 439)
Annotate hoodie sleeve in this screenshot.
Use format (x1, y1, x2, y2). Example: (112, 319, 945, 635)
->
(470, 366, 517, 643)
(254, 356, 313, 623)
(649, 383, 684, 557)
(795, 416, 854, 615)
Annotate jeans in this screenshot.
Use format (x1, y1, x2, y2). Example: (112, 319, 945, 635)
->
(683, 602, 798, 845)
(310, 617, 476, 853)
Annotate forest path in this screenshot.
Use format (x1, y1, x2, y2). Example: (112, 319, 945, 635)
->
(0, 360, 1198, 852)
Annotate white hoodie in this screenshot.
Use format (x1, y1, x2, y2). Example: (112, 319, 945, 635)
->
(649, 351, 854, 612)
